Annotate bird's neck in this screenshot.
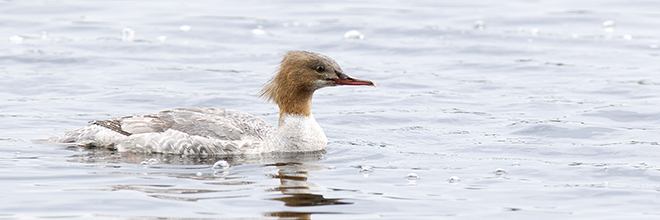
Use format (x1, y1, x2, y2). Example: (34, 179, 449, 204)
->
(276, 90, 313, 121)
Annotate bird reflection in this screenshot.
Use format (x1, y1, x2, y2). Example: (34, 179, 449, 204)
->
(66, 147, 351, 219)
(266, 162, 351, 206)
(67, 146, 327, 166)
(264, 162, 352, 219)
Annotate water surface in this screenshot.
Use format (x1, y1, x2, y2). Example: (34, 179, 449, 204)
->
(2, 0, 660, 219)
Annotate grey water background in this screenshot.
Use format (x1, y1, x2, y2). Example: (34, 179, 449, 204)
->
(2, 0, 660, 219)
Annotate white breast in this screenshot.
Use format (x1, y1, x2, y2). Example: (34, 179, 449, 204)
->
(276, 114, 328, 152)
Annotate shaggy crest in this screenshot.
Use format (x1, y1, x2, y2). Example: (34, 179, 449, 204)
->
(258, 51, 341, 107)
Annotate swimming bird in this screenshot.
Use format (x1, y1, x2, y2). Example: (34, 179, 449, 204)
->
(50, 51, 375, 155)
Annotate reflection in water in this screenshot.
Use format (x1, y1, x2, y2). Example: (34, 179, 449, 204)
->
(267, 162, 351, 206)
(66, 147, 352, 219)
(264, 162, 352, 218)
(66, 146, 326, 166)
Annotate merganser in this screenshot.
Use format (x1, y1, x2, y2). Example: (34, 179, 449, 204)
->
(50, 51, 375, 155)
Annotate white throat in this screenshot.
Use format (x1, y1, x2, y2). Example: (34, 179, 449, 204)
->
(276, 113, 327, 152)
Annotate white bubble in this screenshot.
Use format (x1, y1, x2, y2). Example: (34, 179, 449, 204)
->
(13, 152, 21, 158)
(9, 35, 23, 44)
(406, 173, 419, 181)
(448, 176, 460, 183)
(530, 28, 539, 36)
(147, 158, 158, 165)
(473, 20, 485, 30)
(360, 165, 372, 172)
(122, 28, 135, 42)
(649, 44, 658, 49)
(252, 29, 267, 35)
(41, 31, 48, 40)
(179, 25, 191, 32)
(195, 172, 203, 177)
(327, 166, 336, 170)
(212, 160, 230, 170)
(157, 36, 167, 43)
(139, 161, 149, 167)
(511, 162, 520, 167)
(623, 35, 632, 40)
(344, 30, 364, 40)
(251, 25, 267, 36)
(359, 165, 372, 176)
(494, 168, 507, 176)
(603, 20, 615, 33)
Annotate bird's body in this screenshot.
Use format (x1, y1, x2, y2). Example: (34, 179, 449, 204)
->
(49, 51, 374, 155)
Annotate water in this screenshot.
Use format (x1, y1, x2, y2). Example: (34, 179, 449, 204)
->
(2, 0, 660, 219)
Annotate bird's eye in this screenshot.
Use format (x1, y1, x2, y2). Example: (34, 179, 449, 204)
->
(315, 65, 325, 72)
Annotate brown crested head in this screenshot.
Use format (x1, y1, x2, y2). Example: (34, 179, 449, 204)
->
(259, 51, 375, 117)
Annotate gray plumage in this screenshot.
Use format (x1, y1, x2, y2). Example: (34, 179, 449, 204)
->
(51, 108, 278, 155)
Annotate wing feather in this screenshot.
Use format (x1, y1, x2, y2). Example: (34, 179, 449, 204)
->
(117, 107, 274, 141)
